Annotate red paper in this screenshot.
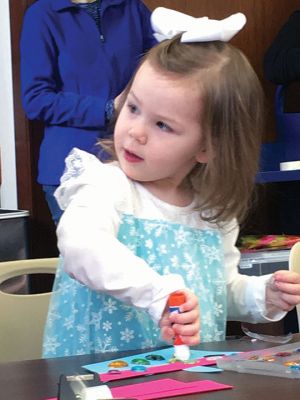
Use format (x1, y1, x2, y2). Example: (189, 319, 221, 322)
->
(100, 358, 215, 382)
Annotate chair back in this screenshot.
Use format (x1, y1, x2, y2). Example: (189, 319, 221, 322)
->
(0, 258, 58, 362)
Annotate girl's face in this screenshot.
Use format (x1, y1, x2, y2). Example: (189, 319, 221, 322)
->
(114, 60, 208, 194)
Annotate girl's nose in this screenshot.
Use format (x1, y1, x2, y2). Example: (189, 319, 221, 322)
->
(129, 125, 147, 145)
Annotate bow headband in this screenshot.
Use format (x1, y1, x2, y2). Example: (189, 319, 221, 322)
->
(151, 7, 247, 43)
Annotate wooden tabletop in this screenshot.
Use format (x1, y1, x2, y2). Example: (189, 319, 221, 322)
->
(1, 334, 300, 400)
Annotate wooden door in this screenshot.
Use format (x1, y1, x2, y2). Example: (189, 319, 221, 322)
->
(9, 0, 58, 258)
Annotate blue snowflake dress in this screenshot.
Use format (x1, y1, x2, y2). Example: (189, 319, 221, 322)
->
(43, 149, 230, 358)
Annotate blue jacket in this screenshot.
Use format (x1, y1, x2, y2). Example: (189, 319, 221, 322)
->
(20, 0, 156, 184)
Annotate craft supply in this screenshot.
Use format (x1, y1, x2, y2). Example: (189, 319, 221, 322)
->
(145, 354, 165, 361)
(49, 378, 233, 400)
(110, 378, 233, 399)
(241, 324, 293, 344)
(131, 358, 150, 365)
(131, 365, 147, 372)
(82, 347, 234, 381)
(217, 341, 300, 378)
(168, 292, 190, 361)
(108, 360, 128, 368)
(57, 374, 112, 400)
(98, 357, 216, 383)
(108, 369, 121, 374)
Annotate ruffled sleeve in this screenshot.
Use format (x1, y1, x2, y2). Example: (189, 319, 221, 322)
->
(56, 147, 128, 213)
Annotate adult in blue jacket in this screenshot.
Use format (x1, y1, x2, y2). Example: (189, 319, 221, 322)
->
(20, 0, 156, 224)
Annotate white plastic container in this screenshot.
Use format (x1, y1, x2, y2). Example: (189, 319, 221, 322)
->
(0, 209, 29, 261)
(217, 341, 300, 378)
(239, 250, 290, 276)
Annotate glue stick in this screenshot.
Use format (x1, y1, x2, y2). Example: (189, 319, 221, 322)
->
(168, 292, 190, 361)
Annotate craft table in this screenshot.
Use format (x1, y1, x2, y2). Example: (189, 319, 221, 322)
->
(1, 334, 299, 400)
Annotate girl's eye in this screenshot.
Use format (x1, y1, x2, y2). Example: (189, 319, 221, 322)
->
(156, 121, 172, 132)
(127, 103, 138, 114)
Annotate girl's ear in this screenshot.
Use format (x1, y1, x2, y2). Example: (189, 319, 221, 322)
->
(195, 147, 209, 164)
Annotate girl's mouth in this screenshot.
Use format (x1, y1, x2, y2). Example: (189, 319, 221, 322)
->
(124, 149, 143, 163)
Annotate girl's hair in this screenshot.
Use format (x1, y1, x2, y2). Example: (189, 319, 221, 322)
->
(100, 35, 264, 224)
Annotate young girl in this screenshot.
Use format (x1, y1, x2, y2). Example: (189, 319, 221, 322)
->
(43, 31, 300, 358)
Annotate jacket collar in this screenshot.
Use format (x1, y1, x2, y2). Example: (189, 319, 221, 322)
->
(52, 0, 125, 12)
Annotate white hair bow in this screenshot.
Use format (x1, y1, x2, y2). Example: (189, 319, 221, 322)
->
(151, 7, 247, 43)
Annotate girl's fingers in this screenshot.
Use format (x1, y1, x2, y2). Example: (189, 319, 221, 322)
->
(161, 326, 200, 345)
(160, 290, 200, 345)
(169, 308, 199, 325)
(274, 270, 300, 285)
(181, 334, 200, 346)
(160, 326, 176, 342)
(178, 290, 198, 313)
(268, 291, 298, 311)
(280, 293, 300, 308)
(172, 322, 200, 337)
(274, 281, 300, 296)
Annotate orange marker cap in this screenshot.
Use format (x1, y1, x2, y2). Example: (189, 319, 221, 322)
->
(168, 292, 186, 307)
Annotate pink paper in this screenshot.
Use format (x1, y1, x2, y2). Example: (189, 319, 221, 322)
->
(111, 378, 233, 400)
(46, 378, 232, 400)
(100, 358, 215, 382)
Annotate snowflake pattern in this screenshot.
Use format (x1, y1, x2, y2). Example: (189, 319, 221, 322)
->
(102, 321, 112, 332)
(43, 213, 226, 358)
(120, 328, 135, 343)
(103, 298, 117, 314)
(43, 336, 61, 354)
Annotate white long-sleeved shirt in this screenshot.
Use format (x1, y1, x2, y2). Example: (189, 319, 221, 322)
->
(56, 148, 286, 324)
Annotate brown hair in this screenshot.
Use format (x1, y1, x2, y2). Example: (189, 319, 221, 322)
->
(100, 35, 264, 224)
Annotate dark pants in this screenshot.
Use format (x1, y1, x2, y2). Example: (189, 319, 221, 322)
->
(42, 185, 63, 225)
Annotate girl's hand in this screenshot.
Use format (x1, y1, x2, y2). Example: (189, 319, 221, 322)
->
(159, 289, 200, 346)
(266, 270, 300, 311)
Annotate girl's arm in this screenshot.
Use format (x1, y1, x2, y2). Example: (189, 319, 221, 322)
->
(224, 221, 286, 323)
(56, 151, 186, 324)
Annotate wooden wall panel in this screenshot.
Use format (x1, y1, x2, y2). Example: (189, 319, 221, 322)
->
(145, 0, 300, 141)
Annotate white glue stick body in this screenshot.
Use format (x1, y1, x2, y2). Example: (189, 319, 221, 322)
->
(168, 292, 190, 361)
